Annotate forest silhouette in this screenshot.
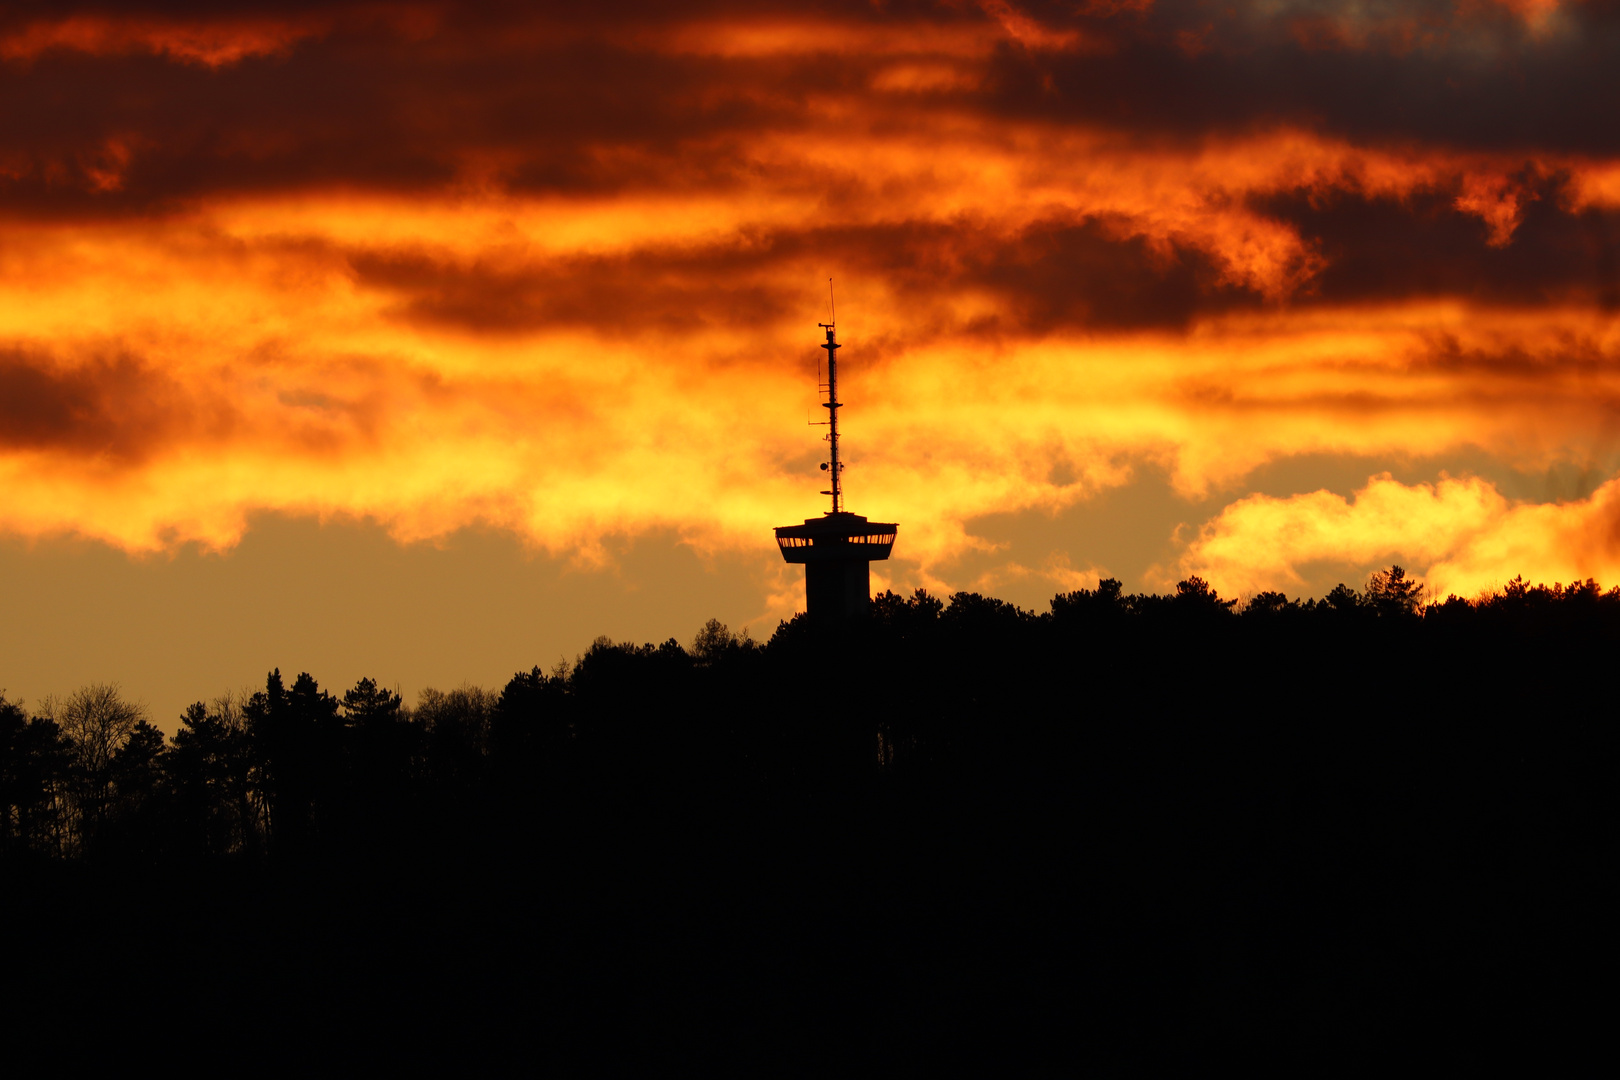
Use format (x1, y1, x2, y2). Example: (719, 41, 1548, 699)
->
(3, 568, 1609, 1066)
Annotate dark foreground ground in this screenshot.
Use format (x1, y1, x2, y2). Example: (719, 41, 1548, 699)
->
(5, 582, 1614, 1068)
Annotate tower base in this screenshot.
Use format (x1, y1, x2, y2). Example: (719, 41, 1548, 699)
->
(805, 559, 871, 621)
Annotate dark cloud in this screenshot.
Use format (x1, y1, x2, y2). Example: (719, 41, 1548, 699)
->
(1258, 174, 1620, 308)
(349, 216, 1260, 339)
(5, 0, 1620, 328)
(0, 346, 388, 462)
(5, 1, 1620, 215)
(345, 177, 1620, 337)
(1023, 42, 1620, 154)
(0, 349, 198, 460)
(898, 217, 1260, 331)
(352, 246, 798, 337)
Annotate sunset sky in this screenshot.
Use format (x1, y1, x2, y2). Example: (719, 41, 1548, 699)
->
(6, 0, 1620, 725)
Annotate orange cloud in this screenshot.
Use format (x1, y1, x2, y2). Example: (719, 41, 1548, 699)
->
(3, 177, 1618, 578)
(2, 102, 1619, 574)
(4, 3, 1620, 605)
(1173, 471, 1620, 599)
(1454, 171, 1538, 247)
(976, 1, 1089, 51)
(1484, 0, 1566, 33)
(0, 13, 333, 67)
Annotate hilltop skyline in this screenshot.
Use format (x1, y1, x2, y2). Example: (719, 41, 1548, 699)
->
(6, 1, 1620, 719)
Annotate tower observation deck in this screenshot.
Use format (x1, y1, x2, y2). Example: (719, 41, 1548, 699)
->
(774, 297, 898, 620)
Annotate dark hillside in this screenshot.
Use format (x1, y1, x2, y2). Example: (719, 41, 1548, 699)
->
(3, 574, 1611, 1066)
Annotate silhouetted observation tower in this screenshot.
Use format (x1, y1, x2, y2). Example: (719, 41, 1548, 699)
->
(774, 302, 898, 620)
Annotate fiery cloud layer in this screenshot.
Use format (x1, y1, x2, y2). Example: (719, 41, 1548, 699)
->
(5, 1, 1620, 601)
(1174, 471, 1620, 600)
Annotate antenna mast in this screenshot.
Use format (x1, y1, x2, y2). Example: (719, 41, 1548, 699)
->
(819, 278, 842, 515)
